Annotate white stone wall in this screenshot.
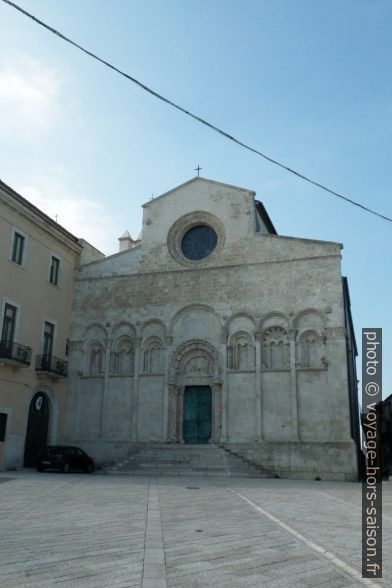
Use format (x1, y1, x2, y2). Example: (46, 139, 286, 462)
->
(64, 178, 357, 479)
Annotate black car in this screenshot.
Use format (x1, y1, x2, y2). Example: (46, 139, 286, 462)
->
(36, 446, 94, 473)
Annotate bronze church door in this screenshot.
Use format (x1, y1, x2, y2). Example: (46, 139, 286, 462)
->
(183, 386, 212, 444)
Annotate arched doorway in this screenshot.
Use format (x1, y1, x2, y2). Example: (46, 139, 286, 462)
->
(168, 339, 222, 443)
(24, 392, 49, 467)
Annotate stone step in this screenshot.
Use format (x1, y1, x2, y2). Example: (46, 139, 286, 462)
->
(103, 470, 268, 477)
(102, 443, 272, 478)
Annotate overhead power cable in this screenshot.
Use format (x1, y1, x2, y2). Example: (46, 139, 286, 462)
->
(2, 0, 391, 223)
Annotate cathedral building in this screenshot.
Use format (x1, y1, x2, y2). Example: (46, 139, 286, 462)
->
(64, 177, 360, 480)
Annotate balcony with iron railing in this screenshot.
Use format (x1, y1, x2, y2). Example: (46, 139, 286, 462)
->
(35, 354, 68, 377)
(0, 339, 32, 366)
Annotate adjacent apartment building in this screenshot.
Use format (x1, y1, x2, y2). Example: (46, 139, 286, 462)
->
(0, 179, 103, 470)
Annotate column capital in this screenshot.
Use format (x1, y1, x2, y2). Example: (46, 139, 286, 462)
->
(288, 329, 297, 341)
(220, 330, 228, 344)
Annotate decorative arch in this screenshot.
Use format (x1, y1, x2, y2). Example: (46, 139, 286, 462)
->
(293, 308, 325, 331)
(111, 320, 136, 338)
(84, 337, 106, 376)
(169, 304, 222, 338)
(296, 329, 325, 368)
(110, 335, 134, 375)
(167, 339, 223, 445)
(260, 311, 289, 332)
(262, 326, 290, 369)
(83, 322, 108, 342)
(141, 318, 167, 340)
(225, 311, 257, 331)
(142, 336, 164, 373)
(227, 331, 256, 370)
(170, 339, 222, 383)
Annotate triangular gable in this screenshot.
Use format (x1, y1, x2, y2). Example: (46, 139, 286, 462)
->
(142, 176, 255, 208)
(142, 176, 277, 235)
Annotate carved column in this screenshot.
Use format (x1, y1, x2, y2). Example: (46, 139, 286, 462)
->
(211, 383, 222, 443)
(132, 337, 141, 440)
(219, 338, 228, 442)
(255, 332, 263, 440)
(167, 384, 177, 442)
(176, 387, 184, 443)
(99, 339, 111, 439)
(162, 337, 172, 442)
(289, 329, 300, 441)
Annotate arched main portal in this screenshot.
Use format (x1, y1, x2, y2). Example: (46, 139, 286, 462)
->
(168, 339, 222, 443)
(24, 392, 49, 467)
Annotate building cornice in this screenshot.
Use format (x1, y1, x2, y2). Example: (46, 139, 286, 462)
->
(0, 179, 82, 254)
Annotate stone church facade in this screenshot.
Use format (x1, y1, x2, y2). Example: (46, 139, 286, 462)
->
(64, 177, 359, 480)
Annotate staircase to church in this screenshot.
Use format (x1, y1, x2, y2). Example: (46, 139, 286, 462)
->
(102, 444, 272, 477)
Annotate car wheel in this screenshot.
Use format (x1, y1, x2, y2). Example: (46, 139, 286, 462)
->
(85, 463, 94, 474)
(62, 462, 70, 473)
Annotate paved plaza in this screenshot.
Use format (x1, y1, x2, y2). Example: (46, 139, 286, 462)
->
(0, 471, 390, 587)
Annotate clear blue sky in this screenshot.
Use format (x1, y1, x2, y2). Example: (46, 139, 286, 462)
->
(0, 0, 390, 398)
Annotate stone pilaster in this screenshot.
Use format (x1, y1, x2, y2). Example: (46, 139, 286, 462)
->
(208, 383, 221, 443)
(132, 337, 142, 440)
(289, 329, 300, 441)
(167, 384, 177, 442)
(100, 339, 112, 439)
(162, 338, 172, 441)
(219, 339, 228, 442)
(176, 387, 184, 443)
(255, 332, 263, 440)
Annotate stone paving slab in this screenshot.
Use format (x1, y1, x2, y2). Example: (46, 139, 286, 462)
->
(0, 471, 390, 587)
(221, 478, 391, 586)
(0, 473, 148, 587)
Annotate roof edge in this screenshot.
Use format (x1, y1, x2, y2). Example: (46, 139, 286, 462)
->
(255, 200, 277, 235)
(0, 178, 81, 247)
(77, 241, 142, 268)
(142, 176, 255, 207)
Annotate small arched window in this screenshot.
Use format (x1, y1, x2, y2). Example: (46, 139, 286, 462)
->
(88, 343, 105, 375)
(143, 338, 164, 373)
(111, 337, 134, 375)
(262, 327, 289, 369)
(298, 330, 321, 368)
(228, 332, 255, 370)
